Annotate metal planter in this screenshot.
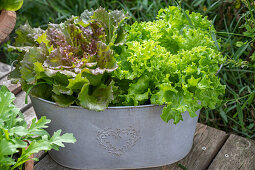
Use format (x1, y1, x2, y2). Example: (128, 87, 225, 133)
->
(31, 96, 200, 169)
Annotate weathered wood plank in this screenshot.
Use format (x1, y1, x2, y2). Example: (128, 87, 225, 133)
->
(33, 151, 48, 165)
(34, 123, 229, 170)
(208, 134, 255, 170)
(0, 62, 12, 78)
(0, 75, 22, 94)
(35, 155, 70, 170)
(13, 91, 32, 112)
(147, 123, 228, 170)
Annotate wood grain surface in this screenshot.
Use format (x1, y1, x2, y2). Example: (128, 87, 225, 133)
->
(13, 91, 31, 111)
(145, 123, 229, 170)
(0, 62, 12, 78)
(208, 134, 255, 170)
(0, 75, 21, 94)
(35, 155, 70, 170)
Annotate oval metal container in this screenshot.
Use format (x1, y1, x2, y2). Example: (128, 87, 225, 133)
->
(30, 96, 200, 169)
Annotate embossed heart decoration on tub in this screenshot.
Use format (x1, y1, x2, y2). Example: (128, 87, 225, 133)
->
(97, 127, 140, 156)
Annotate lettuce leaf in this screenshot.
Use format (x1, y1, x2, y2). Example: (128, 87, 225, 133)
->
(81, 7, 127, 45)
(9, 6, 225, 124)
(9, 8, 127, 110)
(112, 6, 226, 124)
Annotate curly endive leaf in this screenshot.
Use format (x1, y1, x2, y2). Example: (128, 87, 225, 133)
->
(14, 22, 43, 47)
(113, 6, 225, 123)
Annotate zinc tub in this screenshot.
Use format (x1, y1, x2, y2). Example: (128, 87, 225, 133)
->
(31, 96, 199, 169)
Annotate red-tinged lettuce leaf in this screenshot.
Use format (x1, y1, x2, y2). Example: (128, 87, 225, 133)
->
(52, 94, 76, 107)
(96, 41, 116, 69)
(9, 8, 128, 112)
(67, 73, 89, 92)
(52, 72, 71, 86)
(81, 70, 104, 86)
(44, 18, 118, 76)
(34, 62, 75, 86)
(14, 22, 44, 47)
(29, 83, 53, 101)
(20, 44, 48, 84)
(78, 83, 113, 111)
(52, 84, 73, 96)
(8, 24, 46, 82)
(43, 67, 77, 78)
(80, 9, 94, 25)
(45, 48, 73, 67)
(81, 7, 128, 45)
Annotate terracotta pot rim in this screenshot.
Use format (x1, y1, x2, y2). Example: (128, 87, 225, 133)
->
(24, 154, 34, 170)
(0, 9, 16, 43)
(24, 142, 34, 170)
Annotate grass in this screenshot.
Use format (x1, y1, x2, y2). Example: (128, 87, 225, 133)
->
(1, 0, 255, 138)
(189, 0, 255, 139)
(16, 0, 174, 28)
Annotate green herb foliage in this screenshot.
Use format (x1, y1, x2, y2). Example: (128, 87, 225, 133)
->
(0, 85, 76, 170)
(112, 6, 226, 124)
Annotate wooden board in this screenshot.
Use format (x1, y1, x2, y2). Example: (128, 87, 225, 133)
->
(34, 151, 48, 166)
(0, 10, 16, 43)
(35, 155, 70, 170)
(0, 62, 12, 78)
(13, 91, 32, 112)
(147, 123, 229, 170)
(0, 75, 22, 94)
(23, 107, 37, 128)
(208, 134, 255, 170)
